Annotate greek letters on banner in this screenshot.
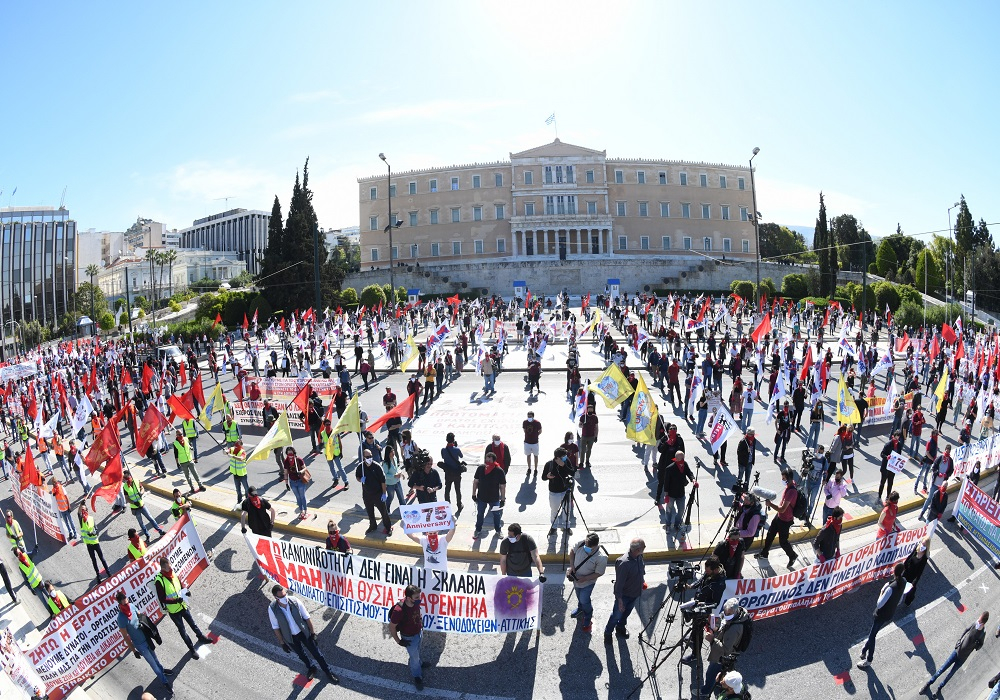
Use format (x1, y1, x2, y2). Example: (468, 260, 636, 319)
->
(399, 501, 454, 533)
(25, 515, 208, 700)
(232, 400, 306, 430)
(952, 434, 1000, 479)
(245, 533, 541, 635)
(721, 522, 935, 621)
(1, 629, 46, 696)
(0, 362, 38, 382)
(245, 378, 340, 401)
(952, 478, 1000, 560)
(12, 484, 67, 544)
(861, 392, 913, 427)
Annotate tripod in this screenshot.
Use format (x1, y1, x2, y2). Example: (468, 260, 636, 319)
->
(551, 480, 592, 571)
(630, 588, 705, 700)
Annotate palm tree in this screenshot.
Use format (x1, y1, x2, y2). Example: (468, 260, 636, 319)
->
(85, 264, 100, 330)
(143, 249, 158, 304)
(162, 249, 179, 298)
(155, 251, 168, 303)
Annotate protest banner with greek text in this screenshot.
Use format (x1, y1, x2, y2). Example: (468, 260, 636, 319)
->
(245, 532, 540, 635)
(232, 400, 306, 430)
(25, 515, 208, 700)
(243, 378, 340, 401)
(12, 484, 67, 544)
(952, 478, 1000, 560)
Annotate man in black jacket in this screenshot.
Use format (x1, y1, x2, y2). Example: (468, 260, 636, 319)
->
(920, 611, 989, 694)
(659, 452, 694, 532)
(736, 428, 759, 486)
(812, 506, 843, 563)
(857, 563, 907, 668)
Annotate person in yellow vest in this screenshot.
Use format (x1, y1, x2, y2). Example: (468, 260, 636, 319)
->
(5, 510, 28, 553)
(154, 556, 213, 657)
(170, 488, 195, 525)
(50, 480, 78, 541)
(13, 546, 46, 607)
(126, 528, 148, 561)
(226, 439, 249, 506)
(43, 580, 70, 617)
(181, 418, 200, 463)
(172, 429, 205, 493)
(320, 419, 350, 490)
(78, 504, 110, 582)
(122, 472, 166, 543)
(222, 415, 241, 448)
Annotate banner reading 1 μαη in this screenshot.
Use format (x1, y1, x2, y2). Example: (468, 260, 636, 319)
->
(245, 532, 541, 634)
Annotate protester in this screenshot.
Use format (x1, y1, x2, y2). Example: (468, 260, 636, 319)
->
(605, 538, 646, 646)
(268, 585, 340, 684)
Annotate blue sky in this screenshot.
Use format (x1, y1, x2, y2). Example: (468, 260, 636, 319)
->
(1, 1, 997, 245)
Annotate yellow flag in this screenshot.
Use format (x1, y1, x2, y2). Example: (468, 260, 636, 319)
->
(590, 363, 634, 409)
(626, 373, 659, 445)
(836, 375, 861, 425)
(247, 411, 293, 463)
(399, 334, 419, 372)
(333, 393, 361, 434)
(199, 382, 225, 431)
(582, 309, 602, 336)
(934, 366, 949, 412)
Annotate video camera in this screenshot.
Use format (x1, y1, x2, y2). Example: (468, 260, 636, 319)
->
(669, 560, 699, 592)
(680, 601, 715, 623)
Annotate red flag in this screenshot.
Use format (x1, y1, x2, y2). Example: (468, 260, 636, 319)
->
(759, 294, 766, 309)
(800, 345, 814, 382)
(820, 359, 829, 391)
(446, 294, 460, 307)
(242, 313, 249, 331)
(141, 364, 155, 394)
(90, 452, 124, 510)
(289, 381, 312, 430)
(941, 323, 956, 345)
(358, 305, 366, 316)
(930, 335, 940, 361)
(894, 332, 911, 353)
(582, 294, 590, 310)
(368, 392, 417, 433)
(18, 446, 42, 491)
(525, 291, 532, 309)
(190, 374, 206, 408)
(252, 308, 259, 324)
(336, 306, 343, 315)
(26, 387, 38, 422)
(279, 317, 286, 331)
(955, 339, 965, 360)
(212, 312, 222, 329)
(136, 404, 170, 456)
(672, 302, 679, 322)
(84, 421, 121, 473)
(822, 307, 830, 328)
(644, 297, 656, 314)
(750, 314, 772, 345)
(233, 380, 244, 401)
(179, 361, 187, 387)
(88, 364, 97, 397)
(123, 367, 133, 386)
(696, 297, 711, 324)
(167, 394, 196, 422)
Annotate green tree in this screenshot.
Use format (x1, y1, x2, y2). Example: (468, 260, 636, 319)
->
(873, 281, 901, 312)
(73, 282, 108, 317)
(759, 223, 810, 262)
(133, 295, 150, 313)
(954, 195, 976, 258)
(915, 249, 943, 295)
(756, 277, 776, 301)
(162, 249, 178, 298)
(730, 280, 754, 301)
(831, 214, 874, 273)
(781, 273, 809, 299)
(98, 311, 116, 331)
(875, 239, 898, 276)
(360, 284, 387, 309)
(339, 287, 359, 307)
(813, 192, 830, 296)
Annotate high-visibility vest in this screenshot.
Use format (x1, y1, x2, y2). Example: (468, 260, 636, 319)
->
(321, 430, 342, 458)
(183, 420, 197, 439)
(17, 423, 28, 441)
(228, 448, 247, 477)
(171, 497, 190, 520)
(53, 486, 70, 512)
(54, 441, 64, 457)
(37, 438, 48, 454)
(156, 572, 186, 613)
(173, 439, 193, 464)
(224, 422, 240, 443)
(123, 480, 144, 510)
(80, 516, 98, 546)
(5, 520, 23, 547)
(18, 556, 41, 589)
(46, 590, 69, 615)
(91, 417, 103, 433)
(128, 539, 147, 561)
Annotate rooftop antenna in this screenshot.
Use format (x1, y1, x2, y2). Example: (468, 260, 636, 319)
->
(59, 186, 67, 209)
(213, 196, 235, 208)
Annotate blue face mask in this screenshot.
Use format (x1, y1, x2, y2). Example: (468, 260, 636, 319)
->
(582, 546, 593, 555)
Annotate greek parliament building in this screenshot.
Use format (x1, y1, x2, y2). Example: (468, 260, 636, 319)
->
(0, 206, 77, 334)
(178, 208, 270, 275)
(357, 139, 756, 269)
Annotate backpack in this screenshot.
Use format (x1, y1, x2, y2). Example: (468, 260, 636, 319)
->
(733, 613, 754, 653)
(792, 484, 809, 521)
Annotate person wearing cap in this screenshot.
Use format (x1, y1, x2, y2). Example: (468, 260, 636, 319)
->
(701, 598, 751, 696)
(241, 486, 275, 537)
(735, 429, 758, 487)
(712, 670, 745, 698)
(116, 589, 173, 691)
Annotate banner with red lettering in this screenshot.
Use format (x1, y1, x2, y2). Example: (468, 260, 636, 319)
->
(243, 377, 340, 401)
(12, 484, 67, 544)
(244, 532, 541, 634)
(25, 514, 208, 700)
(952, 478, 1000, 560)
(722, 521, 936, 620)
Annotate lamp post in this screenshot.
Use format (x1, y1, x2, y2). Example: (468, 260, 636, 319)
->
(379, 153, 404, 300)
(749, 147, 761, 305)
(947, 201, 959, 324)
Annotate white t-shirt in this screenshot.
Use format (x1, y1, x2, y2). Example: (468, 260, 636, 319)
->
(420, 534, 449, 571)
(268, 596, 310, 635)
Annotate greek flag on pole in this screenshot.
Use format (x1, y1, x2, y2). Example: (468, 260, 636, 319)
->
(545, 113, 556, 125)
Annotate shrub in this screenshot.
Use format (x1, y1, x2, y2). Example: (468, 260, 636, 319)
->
(755, 277, 776, 301)
(360, 284, 387, 309)
(730, 280, 754, 301)
(897, 284, 922, 306)
(98, 311, 116, 331)
(168, 300, 181, 313)
(873, 281, 901, 313)
(338, 287, 359, 307)
(781, 273, 809, 300)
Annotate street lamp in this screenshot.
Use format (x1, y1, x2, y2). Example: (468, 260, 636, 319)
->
(947, 201, 960, 323)
(379, 153, 404, 299)
(749, 147, 761, 303)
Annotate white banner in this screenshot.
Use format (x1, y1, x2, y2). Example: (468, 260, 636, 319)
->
(12, 484, 67, 544)
(399, 501, 454, 533)
(245, 377, 340, 400)
(885, 452, 907, 475)
(708, 405, 738, 454)
(25, 515, 208, 700)
(0, 628, 45, 698)
(245, 532, 541, 635)
(0, 362, 38, 382)
(231, 400, 307, 430)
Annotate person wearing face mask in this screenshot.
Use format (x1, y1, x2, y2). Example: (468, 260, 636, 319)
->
(522, 412, 542, 474)
(269, 585, 340, 685)
(472, 452, 507, 538)
(115, 590, 173, 691)
(499, 523, 545, 580)
(735, 429, 757, 487)
(700, 598, 751, 697)
(920, 611, 989, 695)
(126, 528, 147, 562)
(406, 524, 457, 571)
(578, 405, 599, 469)
(355, 448, 392, 536)
(604, 538, 646, 646)
(567, 533, 607, 634)
(325, 521, 352, 553)
(812, 506, 843, 563)
(170, 488, 196, 525)
(484, 434, 511, 473)
(822, 467, 848, 523)
(78, 504, 110, 581)
(389, 584, 427, 690)
(901, 535, 931, 606)
(155, 556, 213, 658)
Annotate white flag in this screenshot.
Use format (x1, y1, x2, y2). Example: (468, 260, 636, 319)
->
(39, 412, 60, 439)
(872, 352, 893, 377)
(766, 370, 787, 424)
(708, 404, 738, 454)
(70, 395, 94, 435)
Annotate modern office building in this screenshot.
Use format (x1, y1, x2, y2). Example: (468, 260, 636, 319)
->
(0, 207, 77, 340)
(357, 139, 756, 268)
(178, 208, 270, 275)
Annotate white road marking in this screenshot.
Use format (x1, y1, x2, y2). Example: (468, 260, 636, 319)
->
(980, 582, 990, 594)
(197, 613, 515, 700)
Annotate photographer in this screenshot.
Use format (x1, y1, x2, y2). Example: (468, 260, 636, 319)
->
(544, 448, 575, 537)
(701, 598, 752, 697)
(711, 671, 746, 699)
(681, 556, 727, 667)
(567, 533, 608, 634)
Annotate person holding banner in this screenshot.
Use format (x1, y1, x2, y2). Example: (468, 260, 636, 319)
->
(268, 585, 340, 685)
(5, 510, 26, 552)
(115, 590, 174, 692)
(877, 431, 905, 504)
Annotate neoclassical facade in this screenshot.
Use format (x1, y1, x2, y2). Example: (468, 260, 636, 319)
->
(357, 139, 756, 268)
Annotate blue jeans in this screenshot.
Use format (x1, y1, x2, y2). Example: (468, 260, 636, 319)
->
(927, 649, 964, 690)
(289, 479, 309, 513)
(806, 422, 821, 450)
(401, 632, 422, 678)
(918, 490, 936, 519)
(327, 456, 348, 483)
(132, 505, 164, 538)
(385, 481, 405, 510)
(232, 474, 249, 503)
(909, 433, 921, 455)
(860, 616, 890, 660)
(475, 499, 502, 534)
(605, 595, 638, 635)
(573, 583, 596, 627)
(189, 437, 199, 461)
(136, 641, 170, 687)
(483, 373, 496, 391)
(742, 409, 754, 432)
(696, 410, 708, 435)
(60, 510, 77, 539)
(915, 460, 933, 491)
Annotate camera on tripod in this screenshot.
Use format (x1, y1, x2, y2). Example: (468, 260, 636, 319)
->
(669, 560, 699, 591)
(680, 601, 715, 623)
(799, 449, 815, 479)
